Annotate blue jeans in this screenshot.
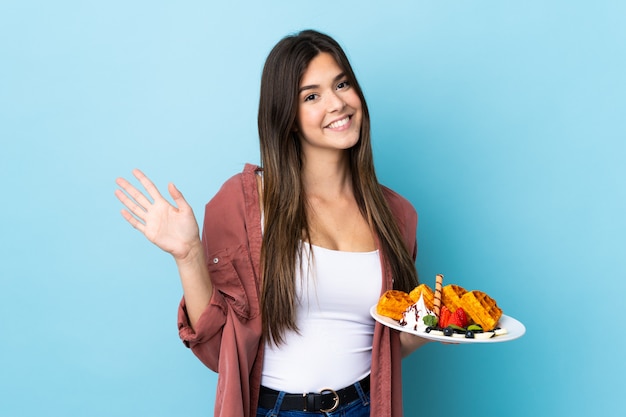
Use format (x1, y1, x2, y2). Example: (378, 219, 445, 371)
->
(256, 383, 370, 417)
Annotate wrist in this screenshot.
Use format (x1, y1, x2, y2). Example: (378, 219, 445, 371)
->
(174, 239, 205, 266)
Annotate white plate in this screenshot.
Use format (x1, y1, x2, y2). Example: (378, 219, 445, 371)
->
(370, 305, 526, 344)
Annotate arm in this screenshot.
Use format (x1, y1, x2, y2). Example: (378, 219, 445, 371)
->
(115, 169, 212, 328)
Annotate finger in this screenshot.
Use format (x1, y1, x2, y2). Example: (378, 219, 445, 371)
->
(115, 188, 147, 222)
(115, 176, 152, 210)
(119, 208, 146, 233)
(132, 169, 166, 203)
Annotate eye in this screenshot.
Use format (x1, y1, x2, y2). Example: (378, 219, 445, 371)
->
(304, 93, 318, 102)
(337, 80, 351, 90)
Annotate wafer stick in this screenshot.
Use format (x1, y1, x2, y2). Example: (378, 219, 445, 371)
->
(433, 274, 444, 317)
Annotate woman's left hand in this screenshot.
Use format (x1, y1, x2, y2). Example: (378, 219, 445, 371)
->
(399, 331, 432, 358)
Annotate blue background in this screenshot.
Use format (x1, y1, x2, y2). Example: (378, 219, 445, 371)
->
(1, 1, 624, 416)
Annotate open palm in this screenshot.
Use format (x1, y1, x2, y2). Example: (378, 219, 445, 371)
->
(115, 169, 201, 261)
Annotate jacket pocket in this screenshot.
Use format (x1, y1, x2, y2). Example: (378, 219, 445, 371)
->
(207, 245, 254, 320)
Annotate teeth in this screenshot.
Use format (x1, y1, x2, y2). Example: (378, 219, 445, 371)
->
(327, 117, 349, 129)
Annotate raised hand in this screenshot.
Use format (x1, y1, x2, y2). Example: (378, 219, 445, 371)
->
(115, 169, 202, 261)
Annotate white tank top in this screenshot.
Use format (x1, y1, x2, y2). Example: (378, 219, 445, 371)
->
(261, 242, 382, 392)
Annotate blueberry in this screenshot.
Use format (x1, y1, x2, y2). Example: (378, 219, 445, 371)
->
(443, 327, 454, 337)
(465, 330, 475, 339)
(425, 327, 433, 333)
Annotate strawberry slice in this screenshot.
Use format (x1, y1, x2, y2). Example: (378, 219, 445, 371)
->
(454, 307, 469, 328)
(447, 312, 463, 327)
(439, 306, 451, 328)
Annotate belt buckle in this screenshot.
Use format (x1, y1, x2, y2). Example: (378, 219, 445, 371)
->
(319, 387, 339, 413)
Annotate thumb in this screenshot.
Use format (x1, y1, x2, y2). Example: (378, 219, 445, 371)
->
(168, 183, 188, 208)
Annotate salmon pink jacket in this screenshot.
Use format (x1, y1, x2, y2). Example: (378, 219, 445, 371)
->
(177, 164, 418, 417)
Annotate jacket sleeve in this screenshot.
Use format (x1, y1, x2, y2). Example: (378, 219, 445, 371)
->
(177, 171, 261, 372)
(373, 186, 418, 416)
(178, 288, 228, 371)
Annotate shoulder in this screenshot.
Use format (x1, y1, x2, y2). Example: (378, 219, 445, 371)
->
(207, 163, 260, 208)
(380, 185, 418, 250)
(202, 163, 262, 245)
(379, 185, 418, 260)
(203, 164, 261, 234)
(381, 185, 417, 221)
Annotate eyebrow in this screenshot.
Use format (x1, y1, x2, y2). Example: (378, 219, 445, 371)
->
(299, 72, 346, 94)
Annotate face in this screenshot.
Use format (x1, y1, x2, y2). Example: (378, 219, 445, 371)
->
(295, 52, 363, 159)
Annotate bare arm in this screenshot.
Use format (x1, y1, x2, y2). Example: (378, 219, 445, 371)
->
(115, 169, 212, 328)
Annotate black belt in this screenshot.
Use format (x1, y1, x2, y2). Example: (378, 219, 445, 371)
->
(258, 375, 370, 413)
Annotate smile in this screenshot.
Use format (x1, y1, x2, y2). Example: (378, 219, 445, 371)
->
(326, 116, 351, 129)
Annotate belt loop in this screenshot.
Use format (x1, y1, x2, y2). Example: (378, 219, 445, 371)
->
(269, 391, 286, 416)
(354, 378, 370, 406)
(305, 392, 315, 411)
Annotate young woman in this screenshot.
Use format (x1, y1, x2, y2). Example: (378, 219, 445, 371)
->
(115, 30, 428, 417)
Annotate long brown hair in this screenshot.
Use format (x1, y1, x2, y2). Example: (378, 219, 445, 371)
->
(258, 30, 418, 345)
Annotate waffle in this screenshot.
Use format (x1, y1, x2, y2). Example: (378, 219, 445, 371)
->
(460, 290, 502, 331)
(442, 284, 467, 312)
(376, 290, 414, 321)
(409, 284, 435, 311)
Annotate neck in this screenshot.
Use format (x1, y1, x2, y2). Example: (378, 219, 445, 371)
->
(302, 152, 353, 200)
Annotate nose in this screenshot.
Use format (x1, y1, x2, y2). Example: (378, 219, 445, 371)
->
(326, 91, 346, 112)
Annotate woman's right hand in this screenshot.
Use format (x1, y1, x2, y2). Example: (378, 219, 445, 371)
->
(115, 169, 201, 261)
